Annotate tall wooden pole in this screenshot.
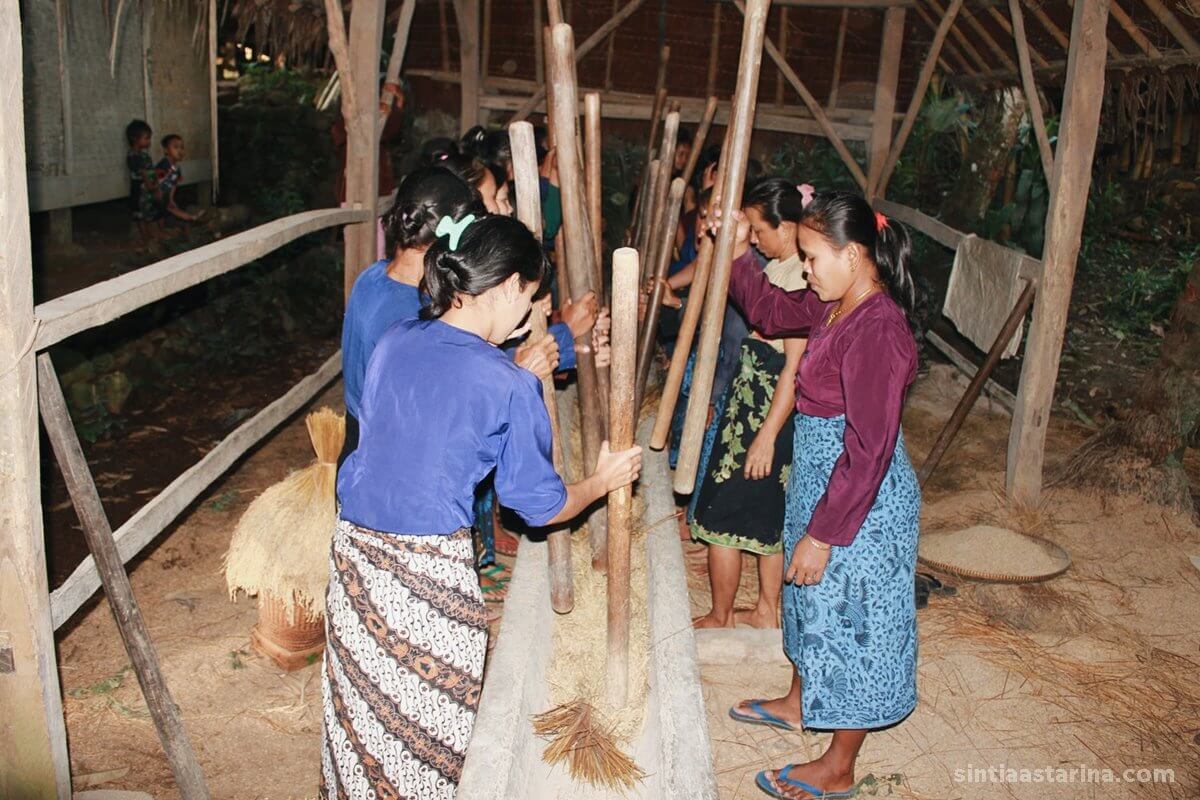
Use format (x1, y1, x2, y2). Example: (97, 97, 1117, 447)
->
(675, 0, 771, 494)
(585, 93, 604, 274)
(706, 2, 722, 97)
(511, 122, 574, 613)
(1007, 0, 1110, 505)
(681, 96, 720, 189)
(774, 7, 789, 106)
(0, 0, 71, 790)
(606, 246, 639, 708)
(534, 0, 545, 85)
(643, 111, 680, 281)
(1009, 0, 1055, 181)
(452, 0, 481, 132)
(635, 178, 686, 410)
(867, 6, 906, 196)
(633, 158, 661, 267)
(604, 0, 620, 89)
(549, 23, 608, 566)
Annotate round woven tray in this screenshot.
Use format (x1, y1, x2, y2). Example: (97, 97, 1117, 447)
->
(918, 526, 1071, 584)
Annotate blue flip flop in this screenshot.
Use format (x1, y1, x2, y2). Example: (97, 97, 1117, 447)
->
(728, 700, 797, 732)
(755, 766, 858, 799)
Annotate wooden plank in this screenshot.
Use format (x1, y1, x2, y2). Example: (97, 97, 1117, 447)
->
(38, 355, 210, 799)
(873, 197, 965, 250)
(927, 331, 1017, 411)
(1007, 0, 1110, 505)
(868, 6, 907, 196)
(876, 0, 963, 199)
(734, 0, 869, 189)
(635, 178, 685, 410)
(1109, 1, 1161, 59)
(676, 0, 770, 493)
(1009, 0, 1055, 180)
(0, 0, 70, 787)
(707, 1, 722, 96)
(50, 352, 342, 629)
(511, 120, 573, 614)
(1143, 0, 1200, 55)
(453, 0, 481, 131)
(548, 23, 608, 567)
(34, 208, 370, 351)
(208, 0, 219, 201)
(510, 0, 651, 122)
(829, 8, 850, 106)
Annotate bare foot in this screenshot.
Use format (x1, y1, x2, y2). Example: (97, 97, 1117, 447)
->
(732, 694, 802, 728)
(692, 612, 735, 629)
(759, 759, 855, 799)
(677, 511, 691, 542)
(733, 606, 780, 629)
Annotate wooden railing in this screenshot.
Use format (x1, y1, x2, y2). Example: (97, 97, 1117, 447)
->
(40, 206, 368, 628)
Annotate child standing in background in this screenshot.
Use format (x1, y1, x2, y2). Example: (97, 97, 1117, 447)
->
(125, 119, 156, 244)
(155, 134, 203, 228)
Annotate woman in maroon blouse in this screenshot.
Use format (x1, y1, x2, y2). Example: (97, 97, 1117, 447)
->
(720, 192, 921, 800)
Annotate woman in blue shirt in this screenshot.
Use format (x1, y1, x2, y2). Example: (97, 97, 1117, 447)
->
(322, 213, 642, 800)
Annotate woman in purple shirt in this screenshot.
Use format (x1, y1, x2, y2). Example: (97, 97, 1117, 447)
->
(720, 192, 921, 800)
(322, 213, 641, 800)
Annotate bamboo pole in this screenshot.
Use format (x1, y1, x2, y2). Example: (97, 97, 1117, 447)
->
(534, 0, 545, 84)
(644, 111, 680, 282)
(549, 23, 608, 566)
(511, 121, 574, 613)
(875, 0, 963, 199)
(1021, 0, 1069, 52)
(604, 0, 619, 89)
(961, 6, 1017, 71)
(380, 0, 416, 135)
(986, 5, 1049, 67)
(635, 178, 686, 410)
(633, 158, 661, 264)
(606, 246, 639, 708)
(1143, 0, 1200, 55)
(438, 0, 451, 71)
(926, 0, 993, 72)
(1009, 0, 1055, 181)
(548, 0, 564, 26)
(586, 92, 604, 273)
(734, 0, 868, 190)
(679, 96, 719, 191)
(829, 8, 849, 107)
(775, 7, 789, 106)
(650, 130, 731, 451)
(675, 0, 770, 494)
(707, 2, 723, 96)
(914, 2, 974, 74)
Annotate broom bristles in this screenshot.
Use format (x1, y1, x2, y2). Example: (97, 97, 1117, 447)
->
(532, 700, 646, 792)
(306, 407, 345, 465)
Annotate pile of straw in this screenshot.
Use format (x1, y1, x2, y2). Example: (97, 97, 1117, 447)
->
(224, 407, 344, 619)
(533, 700, 646, 792)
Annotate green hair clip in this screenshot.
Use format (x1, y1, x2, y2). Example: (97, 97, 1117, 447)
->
(435, 213, 477, 251)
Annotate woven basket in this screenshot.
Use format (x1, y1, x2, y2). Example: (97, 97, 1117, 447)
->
(918, 526, 1071, 585)
(251, 593, 326, 670)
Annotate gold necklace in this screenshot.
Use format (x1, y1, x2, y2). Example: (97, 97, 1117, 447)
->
(825, 286, 876, 327)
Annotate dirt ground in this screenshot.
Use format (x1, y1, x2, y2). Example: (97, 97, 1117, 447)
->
(55, 364, 1200, 799)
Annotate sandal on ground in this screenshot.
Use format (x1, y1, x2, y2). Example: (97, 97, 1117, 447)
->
(728, 700, 798, 732)
(755, 766, 858, 799)
(494, 529, 520, 557)
(479, 563, 511, 585)
(479, 570, 509, 602)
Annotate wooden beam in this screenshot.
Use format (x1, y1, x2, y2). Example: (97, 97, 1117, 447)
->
(34, 208, 369, 351)
(955, 49, 1200, 85)
(55, 0, 73, 175)
(1022, 0, 1069, 52)
(38, 355, 211, 800)
(770, 0, 914, 5)
(873, 197, 965, 249)
(534, 0, 545, 84)
(438, 0, 452, 71)
(1007, 0, 1110, 505)
(868, 6, 907, 196)
(775, 7, 790, 106)
(0, 0, 70, 787)
(1009, 0, 1055, 180)
(829, 8, 850, 106)
(1143, 0, 1200, 55)
(481, 0, 492, 82)
(50, 352, 342, 629)
(1109, 1, 1161, 59)
(208, 0, 219, 201)
(875, 0, 963, 198)
(734, 0, 869, 189)
(509, 0, 651, 122)
(380, 0, 416, 135)
(453, 0, 481, 131)
(604, 0, 619, 89)
(915, 2, 975, 73)
(927, 0, 994, 71)
(986, 5, 1049, 67)
(961, 6, 1017, 71)
(606, 246, 639, 707)
(676, 0, 770, 493)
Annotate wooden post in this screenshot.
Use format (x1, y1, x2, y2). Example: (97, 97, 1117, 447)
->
(875, 0, 963, 199)
(635, 178, 686, 410)
(208, 0, 219, 202)
(585, 93, 604, 272)
(675, 0, 770, 494)
(643, 111, 680, 282)
(381, 0, 417, 135)
(829, 8, 849, 107)
(38, 356, 211, 799)
(867, 6, 906, 196)
(534, 0, 545, 85)
(707, 2, 722, 97)
(438, 0, 452, 71)
(453, 0, 481, 132)
(511, 122, 574, 613)
(1007, 0, 1110, 506)
(650, 132, 731, 451)
(1009, 0, 1054, 181)
(0, 1, 71, 789)
(646, 87, 670, 167)
(606, 246, 639, 708)
(549, 23, 608, 566)
(775, 7, 789, 106)
(604, 0, 620, 90)
(633, 159, 661, 265)
(735, 0, 868, 190)
(481, 0, 492, 83)
(547, 0, 564, 26)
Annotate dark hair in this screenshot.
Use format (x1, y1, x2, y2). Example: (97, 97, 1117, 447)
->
(421, 214, 551, 319)
(676, 128, 694, 147)
(420, 137, 459, 164)
(800, 191, 918, 322)
(691, 144, 722, 192)
(161, 133, 182, 149)
(460, 126, 512, 172)
(382, 167, 484, 257)
(125, 119, 151, 146)
(437, 153, 490, 190)
(743, 177, 803, 227)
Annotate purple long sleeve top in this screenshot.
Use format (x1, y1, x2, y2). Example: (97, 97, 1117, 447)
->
(727, 251, 917, 547)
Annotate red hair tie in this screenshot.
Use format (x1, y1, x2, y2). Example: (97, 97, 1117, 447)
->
(874, 211, 889, 233)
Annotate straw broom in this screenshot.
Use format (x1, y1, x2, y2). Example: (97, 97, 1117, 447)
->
(224, 407, 345, 623)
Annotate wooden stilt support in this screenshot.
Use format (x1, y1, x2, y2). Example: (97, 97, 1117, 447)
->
(606, 247, 639, 708)
(585, 93, 604, 275)
(1007, 0, 1110, 506)
(919, 281, 1036, 487)
(635, 178, 686, 411)
(675, 0, 770, 494)
(549, 23, 608, 567)
(38, 355, 211, 800)
(511, 122, 573, 613)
